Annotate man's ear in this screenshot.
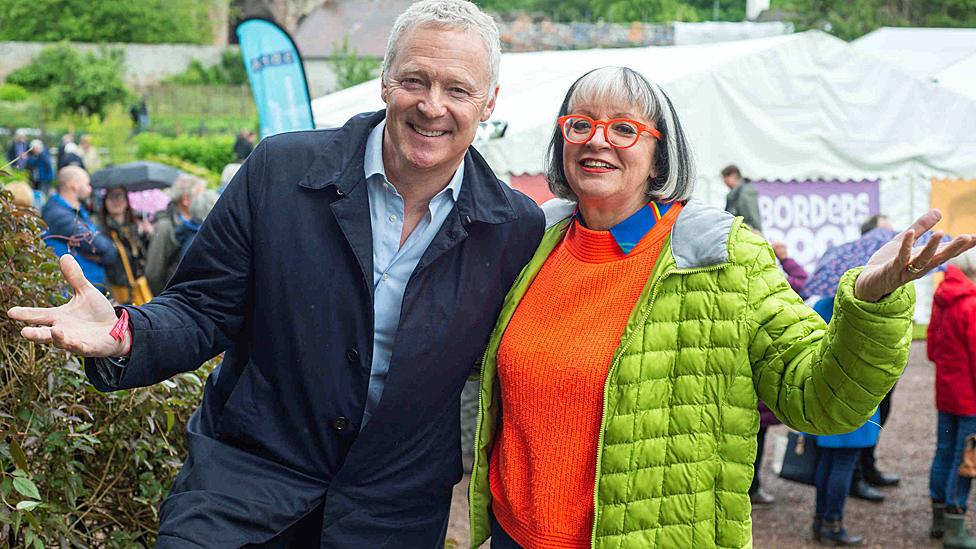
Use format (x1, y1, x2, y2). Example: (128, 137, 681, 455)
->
(380, 72, 389, 104)
(480, 86, 500, 122)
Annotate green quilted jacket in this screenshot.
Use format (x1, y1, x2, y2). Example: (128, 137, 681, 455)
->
(468, 199, 914, 549)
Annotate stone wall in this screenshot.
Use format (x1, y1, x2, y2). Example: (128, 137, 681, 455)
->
(0, 42, 227, 88)
(0, 40, 338, 96)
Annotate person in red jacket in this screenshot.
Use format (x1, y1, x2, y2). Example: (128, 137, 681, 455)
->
(928, 248, 976, 548)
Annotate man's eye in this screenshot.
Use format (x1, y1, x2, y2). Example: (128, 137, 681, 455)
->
(450, 87, 469, 96)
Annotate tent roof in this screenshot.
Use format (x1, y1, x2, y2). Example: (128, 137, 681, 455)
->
(852, 27, 976, 78)
(312, 30, 976, 194)
(852, 27, 976, 100)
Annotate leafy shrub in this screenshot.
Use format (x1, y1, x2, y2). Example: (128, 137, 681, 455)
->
(0, 84, 29, 102)
(6, 46, 79, 91)
(0, 189, 213, 546)
(329, 36, 381, 90)
(134, 133, 235, 173)
(7, 45, 131, 118)
(167, 51, 248, 87)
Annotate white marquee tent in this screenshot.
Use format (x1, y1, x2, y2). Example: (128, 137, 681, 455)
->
(313, 30, 976, 209)
(312, 30, 976, 319)
(853, 27, 976, 101)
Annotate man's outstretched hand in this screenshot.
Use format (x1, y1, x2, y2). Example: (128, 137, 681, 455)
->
(7, 254, 128, 357)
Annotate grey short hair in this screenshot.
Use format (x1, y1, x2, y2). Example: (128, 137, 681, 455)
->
(951, 247, 976, 278)
(383, 0, 501, 99)
(169, 174, 205, 201)
(545, 67, 696, 204)
(189, 189, 219, 223)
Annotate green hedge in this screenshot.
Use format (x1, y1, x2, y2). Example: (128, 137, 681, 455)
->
(134, 133, 235, 173)
(0, 190, 214, 546)
(0, 84, 29, 102)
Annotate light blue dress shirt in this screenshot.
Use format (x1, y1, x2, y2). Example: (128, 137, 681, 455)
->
(361, 120, 463, 426)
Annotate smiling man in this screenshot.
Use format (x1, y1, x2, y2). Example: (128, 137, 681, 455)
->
(6, 1, 544, 546)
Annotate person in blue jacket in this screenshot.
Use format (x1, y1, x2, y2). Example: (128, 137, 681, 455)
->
(8, 1, 545, 546)
(25, 139, 55, 195)
(41, 165, 118, 291)
(811, 295, 882, 546)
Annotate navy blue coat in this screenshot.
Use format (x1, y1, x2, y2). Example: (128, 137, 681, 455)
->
(85, 111, 544, 547)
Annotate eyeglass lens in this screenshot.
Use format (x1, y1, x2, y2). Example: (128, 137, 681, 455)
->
(562, 117, 640, 148)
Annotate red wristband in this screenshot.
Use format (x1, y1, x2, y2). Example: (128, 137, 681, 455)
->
(110, 309, 131, 356)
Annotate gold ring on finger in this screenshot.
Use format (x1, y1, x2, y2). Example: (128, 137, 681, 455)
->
(906, 263, 924, 275)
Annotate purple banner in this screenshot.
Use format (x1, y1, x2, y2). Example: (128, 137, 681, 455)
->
(753, 179, 880, 274)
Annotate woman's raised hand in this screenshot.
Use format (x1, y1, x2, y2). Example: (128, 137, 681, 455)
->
(855, 210, 976, 302)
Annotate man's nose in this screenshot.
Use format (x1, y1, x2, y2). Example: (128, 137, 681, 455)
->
(417, 88, 448, 118)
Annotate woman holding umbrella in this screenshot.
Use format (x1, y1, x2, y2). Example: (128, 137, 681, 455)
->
(98, 186, 153, 305)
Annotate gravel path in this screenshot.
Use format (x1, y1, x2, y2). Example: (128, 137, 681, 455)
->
(446, 341, 964, 548)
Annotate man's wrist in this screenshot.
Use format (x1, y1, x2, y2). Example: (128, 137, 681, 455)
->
(110, 308, 132, 359)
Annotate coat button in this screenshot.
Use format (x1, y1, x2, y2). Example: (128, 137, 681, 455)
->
(332, 416, 349, 431)
(345, 348, 359, 363)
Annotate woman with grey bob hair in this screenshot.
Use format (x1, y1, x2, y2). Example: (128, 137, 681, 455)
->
(545, 66, 695, 203)
(466, 65, 975, 548)
(383, 0, 501, 99)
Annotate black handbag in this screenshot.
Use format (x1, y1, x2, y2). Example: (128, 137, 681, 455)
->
(779, 431, 819, 486)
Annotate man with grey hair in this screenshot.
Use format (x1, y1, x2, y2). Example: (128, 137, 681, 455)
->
(144, 174, 206, 294)
(6, 129, 28, 169)
(7, 0, 543, 546)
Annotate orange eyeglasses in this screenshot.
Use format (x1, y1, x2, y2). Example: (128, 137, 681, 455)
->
(557, 114, 661, 149)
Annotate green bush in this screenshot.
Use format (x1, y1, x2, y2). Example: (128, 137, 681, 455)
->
(167, 51, 248, 87)
(329, 36, 381, 90)
(0, 0, 215, 44)
(6, 46, 78, 91)
(134, 133, 235, 173)
(0, 190, 214, 546)
(7, 45, 131, 119)
(0, 84, 29, 102)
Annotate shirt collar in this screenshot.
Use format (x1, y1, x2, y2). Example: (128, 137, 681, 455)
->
(577, 201, 673, 255)
(363, 120, 464, 202)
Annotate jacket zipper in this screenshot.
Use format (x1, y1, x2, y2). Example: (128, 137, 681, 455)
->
(590, 262, 728, 548)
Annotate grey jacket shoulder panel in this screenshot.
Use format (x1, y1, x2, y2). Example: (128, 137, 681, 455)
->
(541, 198, 576, 229)
(671, 198, 736, 270)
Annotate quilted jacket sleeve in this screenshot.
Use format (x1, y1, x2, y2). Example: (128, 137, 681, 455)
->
(742, 229, 915, 435)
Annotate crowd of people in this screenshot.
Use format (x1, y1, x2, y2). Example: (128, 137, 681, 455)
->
(4, 132, 222, 307)
(3, 1, 976, 548)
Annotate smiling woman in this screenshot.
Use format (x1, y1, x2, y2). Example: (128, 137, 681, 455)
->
(466, 65, 976, 549)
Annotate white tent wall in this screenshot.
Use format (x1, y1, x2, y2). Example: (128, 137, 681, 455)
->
(311, 31, 976, 322)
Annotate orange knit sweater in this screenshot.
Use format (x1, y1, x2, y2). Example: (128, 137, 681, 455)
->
(488, 204, 682, 548)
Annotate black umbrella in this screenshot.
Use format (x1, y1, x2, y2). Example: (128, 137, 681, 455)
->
(91, 161, 183, 192)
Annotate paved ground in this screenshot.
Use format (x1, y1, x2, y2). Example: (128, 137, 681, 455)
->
(446, 341, 968, 548)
